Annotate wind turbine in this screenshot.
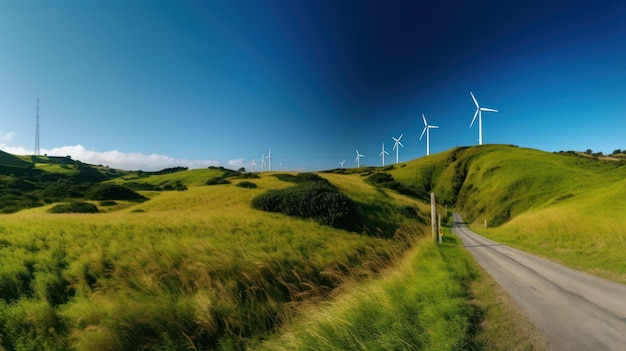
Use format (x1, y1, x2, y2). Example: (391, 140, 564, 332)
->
(419, 114, 439, 156)
(379, 143, 389, 166)
(355, 149, 364, 168)
(250, 159, 257, 172)
(266, 149, 272, 171)
(340, 160, 345, 169)
(261, 153, 265, 172)
(470, 91, 498, 145)
(392, 134, 404, 164)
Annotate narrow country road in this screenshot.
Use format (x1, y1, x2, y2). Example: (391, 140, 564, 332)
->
(452, 213, 626, 351)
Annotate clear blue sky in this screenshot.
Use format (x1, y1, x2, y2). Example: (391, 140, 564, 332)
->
(1, 0, 624, 171)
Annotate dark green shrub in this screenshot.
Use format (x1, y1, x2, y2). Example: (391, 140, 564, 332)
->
(273, 173, 330, 185)
(99, 200, 117, 206)
(85, 184, 146, 201)
(236, 181, 257, 189)
(206, 178, 231, 186)
(237, 173, 260, 179)
(48, 201, 99, 213)
(251, 182, 360, 231)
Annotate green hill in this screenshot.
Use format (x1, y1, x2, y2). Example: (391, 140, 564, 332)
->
(389, 144, 626, 227)
(0, 150, 34, 168)
(388, 144, 626, 282)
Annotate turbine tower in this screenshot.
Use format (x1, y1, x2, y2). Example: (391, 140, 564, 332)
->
(266, 149, 272, 171)
(419, 114, 439, 156)
(35, 98, 40, 156)
(379, 143, 389, 166)
(355, 149, 364, 168)
(392, 134, 404, 164)
(470, 91, 498, 145)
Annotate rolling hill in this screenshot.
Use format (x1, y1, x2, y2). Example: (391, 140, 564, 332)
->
(0, 146, 624, 349)
(387, 144, 626, 282)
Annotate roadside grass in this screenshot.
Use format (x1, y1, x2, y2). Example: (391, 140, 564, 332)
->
(255, 235, 473, 351)
(476, 177, 626, 283)
(257, 222, 550, 351)
(0, 172, 421, 350)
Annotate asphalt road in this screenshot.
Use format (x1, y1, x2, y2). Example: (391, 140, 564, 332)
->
(452, 213, 626, 351)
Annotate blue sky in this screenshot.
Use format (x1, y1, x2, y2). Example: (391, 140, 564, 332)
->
(1, 0, 624, 171)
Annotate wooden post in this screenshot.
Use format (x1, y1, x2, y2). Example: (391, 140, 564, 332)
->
(438, 213, 442, 244)
(431, 192, 436, 242)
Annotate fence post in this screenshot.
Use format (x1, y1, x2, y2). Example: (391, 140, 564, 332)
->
(431, 192, 436, 242)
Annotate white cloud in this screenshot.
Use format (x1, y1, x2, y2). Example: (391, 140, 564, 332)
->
(228, 158, 245, 169)
(1, 144, 220, 171)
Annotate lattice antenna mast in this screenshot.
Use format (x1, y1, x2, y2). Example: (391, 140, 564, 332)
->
(35, 98, 40, 156)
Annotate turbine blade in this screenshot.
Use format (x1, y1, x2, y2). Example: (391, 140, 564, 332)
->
(420, 126, 427, 140)
(398, 141, 404, 148)
(481, 108, 498, 112)
(422, 114, 427, 127)
(470, 91, 479, 108)
(430, 125, 439, 129)
(470, 109, 478, 127)
(398, 133, 403, 140)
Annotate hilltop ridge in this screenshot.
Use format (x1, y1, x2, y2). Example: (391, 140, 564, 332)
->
(387, 144, 626, 226)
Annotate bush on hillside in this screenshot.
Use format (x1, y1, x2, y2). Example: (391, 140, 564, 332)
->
(273, 172, 330, 185)
(236, 181, 257, 189)
(206, 177, 231, 186)
(48, 201, 99, 213)
(85, 184, 147, 201)
(237, 173, 260, 179)
(251, 182, 360, 231)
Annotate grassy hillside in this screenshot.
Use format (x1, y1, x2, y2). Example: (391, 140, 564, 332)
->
(0, 169, 432, 350)
(0, 150, 33, 168)
(389, 144, 626, 282)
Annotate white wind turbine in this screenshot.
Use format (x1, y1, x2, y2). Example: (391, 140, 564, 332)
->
(379, 143, 389, 166)
(250, 159, 257, 172)
(266, 149, 272, 171)
(355, 149, 364, 168)
(261, 153, 265, 172)
(339, 160, 345, 169)
(470, 91, 498, 145)
(392, 134, 404, 164)
(419, 114, 439, 156)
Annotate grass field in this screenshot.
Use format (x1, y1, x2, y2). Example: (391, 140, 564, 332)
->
(0, 170, 429, 350)
(2, 144, 622, 350)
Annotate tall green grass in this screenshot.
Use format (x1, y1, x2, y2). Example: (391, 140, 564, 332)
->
(255, 235, 474, 351)
(0, 172, 422, 350)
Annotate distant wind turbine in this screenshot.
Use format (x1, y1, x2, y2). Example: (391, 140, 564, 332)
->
(470, 91, 498, 145)
(355, 149, 364, 168)
(266, 149, 272, 171)
(392, 134, 404, 164)
(379, 143, 389, 166)
(261, 153, 265, 172)
(419, 114, 439, 156)
(340, 160, 345, 169)
(250, 159, 257, 172)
